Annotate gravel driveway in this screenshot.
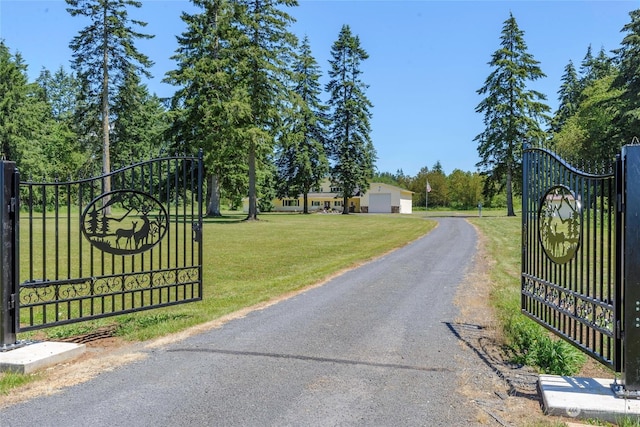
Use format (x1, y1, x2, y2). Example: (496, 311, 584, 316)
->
(1, 217, 490, 427)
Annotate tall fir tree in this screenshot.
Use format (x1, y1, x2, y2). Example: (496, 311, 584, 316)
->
(581, 45, 614, 91)
(112, 71, 168, 168)
(35, 66, 85, 177)
(0, 42, 30, 163)
(612, 8, 640, 145)
(165, 0, 249, 217)
(36, 66, 80, 124)
(66, 0, 154, 187)
(275, 35, 329, 214)
(474, 13, 550, 216)
(326, 25, 376, 215)
(551, 60, 580, 134)
(234, 0, 299, 220)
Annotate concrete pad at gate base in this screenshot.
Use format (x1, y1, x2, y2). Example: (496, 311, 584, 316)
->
(539, 374, 640, 423)
(0, 341, 86, 374)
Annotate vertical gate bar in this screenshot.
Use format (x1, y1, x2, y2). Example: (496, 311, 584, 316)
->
(615, 152, 623, 373)
(182, 158, 187, 270)
(78, 182, 83, 279)
(41, 184, 47, 286)
(579, 174, 586, 343)
(67, 181, 71, 280)
(0, 161, 18, 349)
(197, 150, 204, 298)
(54, 180, 59, 281)
(622, 145, 640, 390)
(28, 183, 34, 283)
(174, 157, 179, 281)
(54, 181, 60, 322)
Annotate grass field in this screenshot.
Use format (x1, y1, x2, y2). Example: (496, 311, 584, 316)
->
(18, 211, 437, 341)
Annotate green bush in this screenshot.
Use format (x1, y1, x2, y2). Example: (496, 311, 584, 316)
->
(506, 315, 585, 375)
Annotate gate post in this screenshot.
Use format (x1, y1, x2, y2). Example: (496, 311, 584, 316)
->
(0, 161, 19, 350)
(622, 145, 640, 390)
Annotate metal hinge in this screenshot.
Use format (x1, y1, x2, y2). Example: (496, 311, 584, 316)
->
(617, 193, 624, 214)
(8, 293, 16, 310)
(8, 197, 15, 214)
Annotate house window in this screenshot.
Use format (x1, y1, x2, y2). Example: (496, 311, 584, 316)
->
(313, 186, 322, 192)
(334, 201, 343, 207)
(311, 201, 321, 206)
(330, 186, 342, 192)
(283, 199, 300, 207)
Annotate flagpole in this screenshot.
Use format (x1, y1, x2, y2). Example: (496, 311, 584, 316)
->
(425, 181, 429, 211)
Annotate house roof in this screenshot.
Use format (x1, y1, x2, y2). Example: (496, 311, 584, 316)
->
(369, 182, 414, 194)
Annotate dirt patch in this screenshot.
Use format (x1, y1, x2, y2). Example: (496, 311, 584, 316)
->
(452, 222, 549, 426)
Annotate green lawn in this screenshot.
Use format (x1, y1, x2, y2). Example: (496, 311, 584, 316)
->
(20, 212, 436, 341)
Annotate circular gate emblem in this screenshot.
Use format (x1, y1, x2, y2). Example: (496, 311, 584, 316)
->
(81, 190, 168, 255)
(538, 185, 581, 264)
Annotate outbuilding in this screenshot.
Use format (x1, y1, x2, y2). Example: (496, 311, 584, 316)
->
(360, 183, 413, 214)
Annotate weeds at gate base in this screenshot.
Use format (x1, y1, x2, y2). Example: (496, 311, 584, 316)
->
(505, 315, 586, 375)
(0, 372, 42, 395)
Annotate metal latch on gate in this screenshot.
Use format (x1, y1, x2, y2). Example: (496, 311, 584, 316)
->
(192, 222, 202, 242)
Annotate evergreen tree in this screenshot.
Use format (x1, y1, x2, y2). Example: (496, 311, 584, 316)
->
(0, 43, 82, 178)
(165, 0, 248, 217)
(326, 25, 376, 214)
(66, 0, 154, 188)
(0, 42, 30, 163)
(112, 71, 167, 168)
(36, 66, 80, 123)
(551, 60, 580, 133)
(554, 74, 622, 166)
(474, 13, 550, 216)
(234, 0, 299, 220)
(612, 8, 640, 144)
(275, 36, 329, 214)
(581, 45, 614, 90)
(35, 67, 85, 177)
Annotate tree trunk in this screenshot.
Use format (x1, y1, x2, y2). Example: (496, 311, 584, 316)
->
(303, 192, 309, 214)
(506, 163, 515, 216)
(246, 140, 258, 220)
(206, 173, 222, 217)
(342, 194, 349, 214)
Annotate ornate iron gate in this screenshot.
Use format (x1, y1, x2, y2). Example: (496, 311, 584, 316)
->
(521, 145, 620, 372)
(0, 154, 203, 348)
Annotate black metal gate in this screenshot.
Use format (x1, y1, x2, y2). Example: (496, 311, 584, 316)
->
(522, 144, 620, 372)
(0, 154, 203, 348)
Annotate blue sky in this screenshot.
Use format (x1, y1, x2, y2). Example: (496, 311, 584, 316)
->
(0, 0, 638, 176)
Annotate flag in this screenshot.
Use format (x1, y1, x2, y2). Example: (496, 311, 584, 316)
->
(426, 180, 432, 193)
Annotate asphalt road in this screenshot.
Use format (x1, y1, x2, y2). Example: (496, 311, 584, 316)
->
(1, 217, 480, 427)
